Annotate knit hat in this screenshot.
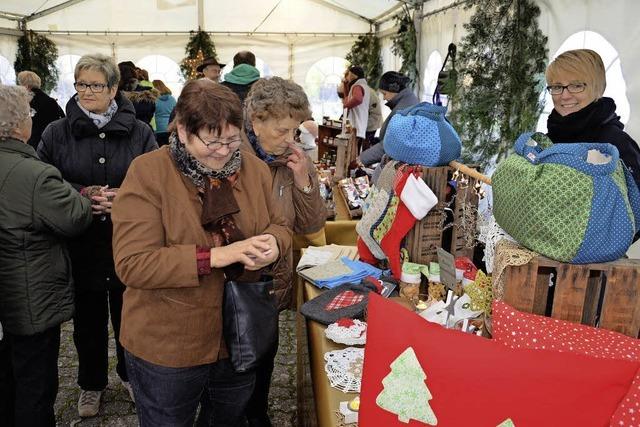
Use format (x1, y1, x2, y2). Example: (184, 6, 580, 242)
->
(224, 64, 260, 85)
(349, 66, 365, 79)
(379, 71, 410, 93)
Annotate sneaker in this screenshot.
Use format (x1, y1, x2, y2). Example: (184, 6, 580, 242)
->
(122, 380, 135, 403)
(78, 389, 103, 417)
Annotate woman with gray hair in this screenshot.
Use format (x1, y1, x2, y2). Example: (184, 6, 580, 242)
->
(37, 53, 157, 418)
(0, 85, 92, 426)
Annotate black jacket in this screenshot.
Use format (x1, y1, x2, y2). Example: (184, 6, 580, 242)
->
(37, 93, 158, 291)
(547, 97, 640, 189)
(27, 88, 65, 150)
(221, 80, 255, 104)
(0, 139, 92, 335)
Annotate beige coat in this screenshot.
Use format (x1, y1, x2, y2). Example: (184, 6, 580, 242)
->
(111, 146, 291, 368)
(241, 137, 326, 309)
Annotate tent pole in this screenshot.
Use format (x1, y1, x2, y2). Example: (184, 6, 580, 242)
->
(414, 2, 423, 98)
(288, 42, 294, 80)
(197, 0, 204, 30)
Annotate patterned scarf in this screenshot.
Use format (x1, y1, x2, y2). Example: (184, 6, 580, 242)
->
(244, 119, 276, 163)
(169, 132, 245, 279)
(75, 95, 118, 129)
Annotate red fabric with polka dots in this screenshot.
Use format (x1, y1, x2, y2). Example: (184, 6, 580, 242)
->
(492, 300, 640, 427)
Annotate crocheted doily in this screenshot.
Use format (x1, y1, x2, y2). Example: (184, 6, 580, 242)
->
(325, 319, 367, 345)
(324, 347, 365, 393)
(492, 239, 537, 300)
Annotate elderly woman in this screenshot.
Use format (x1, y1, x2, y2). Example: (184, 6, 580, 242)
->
(111, 79, 291, 426)
(37, 53, 157, 418)
(241, 76, 326, 426)
(0, 85, 92, 426)
(546, 49, 640, 189)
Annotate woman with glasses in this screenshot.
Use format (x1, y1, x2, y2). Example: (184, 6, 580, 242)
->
(546, 49, 640, 188)
(239, 77, 326, 427)
(111, 79, 291, 426)
(37, 53, 157, 418)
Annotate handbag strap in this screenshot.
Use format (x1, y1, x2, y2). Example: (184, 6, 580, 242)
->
(396, 102, 447, 120)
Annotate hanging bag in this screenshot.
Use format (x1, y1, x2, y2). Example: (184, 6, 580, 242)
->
(492, 132, 640, 263)
(383, 102, 462, 166)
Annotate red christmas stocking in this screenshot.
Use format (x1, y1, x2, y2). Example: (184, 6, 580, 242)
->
(357, 237, 378, 266)
(380, 168, 418, 279)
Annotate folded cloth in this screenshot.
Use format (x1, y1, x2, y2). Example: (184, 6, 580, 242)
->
(300, 281, 379, 325)
(301, 257, 385, 289)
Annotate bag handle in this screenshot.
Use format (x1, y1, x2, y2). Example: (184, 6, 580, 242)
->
(396, 102, 447, 120)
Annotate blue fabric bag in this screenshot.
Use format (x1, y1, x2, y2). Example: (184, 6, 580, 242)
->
(383, 102, 462, 166)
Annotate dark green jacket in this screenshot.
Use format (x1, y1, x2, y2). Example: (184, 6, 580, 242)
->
(0, 138, 92, 335)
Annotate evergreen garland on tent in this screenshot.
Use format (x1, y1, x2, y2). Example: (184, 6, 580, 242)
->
(345, 33, 383, 88)
(450, 0, 548, 166)
(391, 6, 419, 88)
(181, 29, 219, 80)
(14, 30, 59, 93)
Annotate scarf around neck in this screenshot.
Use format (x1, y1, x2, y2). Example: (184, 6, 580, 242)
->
(547, 97, 620, 142)
(75, 95, 118, 129)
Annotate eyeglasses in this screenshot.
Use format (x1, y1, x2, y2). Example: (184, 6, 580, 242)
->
(74, 82, 109, 93)
(195, 133, 242, 150)
(546, 83, 587, 95)
(29, 108, 36, 118)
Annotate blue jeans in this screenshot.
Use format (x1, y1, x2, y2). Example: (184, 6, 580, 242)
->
(125, 350, 255, 427)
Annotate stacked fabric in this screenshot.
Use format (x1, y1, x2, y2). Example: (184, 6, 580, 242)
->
(298, 256, 384, 289)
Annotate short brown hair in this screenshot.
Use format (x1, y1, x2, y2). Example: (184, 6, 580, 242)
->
(170, 79, 242, 136)
(546, 49, 606, 100)
(245, 76, 311, 123)
(17, 71, 42, 89)
(233, 51, 256, 67)
(152, 79, 172, 95)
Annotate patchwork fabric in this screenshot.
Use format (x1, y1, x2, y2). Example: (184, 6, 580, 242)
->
(325, 291, 365, 311)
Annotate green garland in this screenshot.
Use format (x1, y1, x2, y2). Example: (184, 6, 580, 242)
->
(450, 0, 548, 166)
(14, 30, 59, 93)
(181, 29, 219, 80)
(345, 33, 383, 88)
(391, 6, 419, 88)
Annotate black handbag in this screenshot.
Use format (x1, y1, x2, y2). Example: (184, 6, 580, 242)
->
(222, 277, 279, 372)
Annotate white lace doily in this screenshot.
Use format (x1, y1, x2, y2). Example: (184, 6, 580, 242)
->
(325, 320, 367, 345)
(477, 213, 515, 273)
(324, 347, 365, 393)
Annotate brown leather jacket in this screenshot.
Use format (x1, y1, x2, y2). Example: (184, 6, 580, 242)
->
(241, 137, 326, 309)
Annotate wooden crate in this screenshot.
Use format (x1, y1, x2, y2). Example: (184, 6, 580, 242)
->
(405, 166, 479, 265)
(502, 256, 640, 337)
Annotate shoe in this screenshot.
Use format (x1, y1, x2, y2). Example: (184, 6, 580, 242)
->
(122, 380, 135, 403)
(78, 389, 103, 417)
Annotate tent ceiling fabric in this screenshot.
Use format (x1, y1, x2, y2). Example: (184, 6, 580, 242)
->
(0, 0, 71, 17)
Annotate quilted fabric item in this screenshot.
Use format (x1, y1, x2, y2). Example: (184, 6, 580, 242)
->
(493, 132, 640, 263)
(325, 291, 365, 311)
(360, 293, 639, 427)
(300, 282, 377, 325)
(384, 102, 462, 167)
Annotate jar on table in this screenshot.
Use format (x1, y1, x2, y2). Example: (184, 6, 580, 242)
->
(399, 271, 421, 305)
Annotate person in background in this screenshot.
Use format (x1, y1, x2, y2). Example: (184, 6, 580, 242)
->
(197, 56, 225, 83)
(111, 79, 291, 426)
(295, 119, 319, 162)
(240, 77, 326, 426)
(222, 50, 260, 103)
(118, 63, 158, 126)
(366, 84, 382, 148)
(0, 84, 92, 426)
(37, 53, 157, 418)
(152, 79, 176, 147)
(545, 49, 640, 189)
(341, 66, 370, 153)
(137, 69, 153, 89)
(16, 70, 65, 150)
(357, 71, 418, 169)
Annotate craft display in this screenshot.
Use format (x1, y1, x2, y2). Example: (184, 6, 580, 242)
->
(325, 318, 367, 346)
(324, 347, 365, 393)
(493, 132, 640, 263)
(300, 281, 377, 325)
(297, 256, 383, 289)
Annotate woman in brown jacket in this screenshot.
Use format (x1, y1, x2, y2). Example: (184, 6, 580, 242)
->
(241, 77, 326, 426)
(111, 79, 291, 427)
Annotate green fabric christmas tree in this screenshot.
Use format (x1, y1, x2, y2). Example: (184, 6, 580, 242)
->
(376, 347, 438, 425)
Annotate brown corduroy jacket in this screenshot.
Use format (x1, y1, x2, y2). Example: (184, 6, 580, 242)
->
(111, 146, 291, 368)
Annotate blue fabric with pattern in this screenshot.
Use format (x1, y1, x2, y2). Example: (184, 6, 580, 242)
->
(384, 102, 461, 166)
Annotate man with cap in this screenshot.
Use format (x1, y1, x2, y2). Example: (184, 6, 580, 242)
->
(341, 65, 370, 153)
(221, 51, 260, 103)
(197, 56, 225, 83)
(357, 71, 419, 169)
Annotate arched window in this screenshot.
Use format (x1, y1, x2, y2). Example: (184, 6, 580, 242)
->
(137, 55, 185, 97)
(422, 50, 443, 103)
(537, 31, 630, 132)
(304, 57, 349, 122)
(50, 54, 81, 109)
(221, 57, 272, 82)
(0, 55, 16, 85)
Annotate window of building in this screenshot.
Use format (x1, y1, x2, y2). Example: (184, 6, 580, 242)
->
(0, 55, 16, 85)
(50, 54, 81, 109)
(537, 31, 630, 132)
(304, 56, 349, 122)
(137, 55, 185, 97)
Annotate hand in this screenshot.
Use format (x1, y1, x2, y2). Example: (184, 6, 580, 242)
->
(210, 234, 279, 270)
(286, 142, 311, 190)
(90, 186, 119, 215)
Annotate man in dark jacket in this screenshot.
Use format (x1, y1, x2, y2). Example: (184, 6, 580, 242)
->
(17, 71, 65, 150)
(222, 51, 260, 103)
(0, 85, 92, 427)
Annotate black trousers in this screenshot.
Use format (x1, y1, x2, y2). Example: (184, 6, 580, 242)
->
(245, 336, 279, 427)
(0, 325, 60, 427)
(73, 286, 128, 390)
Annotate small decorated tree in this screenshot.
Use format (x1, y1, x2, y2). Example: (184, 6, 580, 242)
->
(376, 347, 438, 425)
(391, 6, 419, 89)
(181, 29, 218, 80)
(14, 30, 59, 93)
